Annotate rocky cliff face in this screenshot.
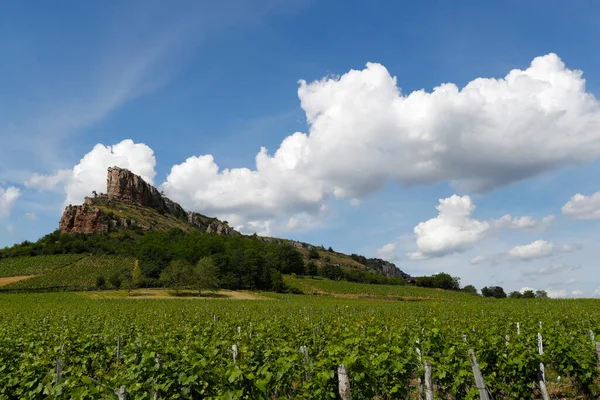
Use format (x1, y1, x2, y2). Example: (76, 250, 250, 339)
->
(59, 167, 238, 236)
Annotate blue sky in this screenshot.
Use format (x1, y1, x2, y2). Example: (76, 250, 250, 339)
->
(2, 1, 600, 297)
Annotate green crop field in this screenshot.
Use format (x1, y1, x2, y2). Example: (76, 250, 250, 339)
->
(0, 255, 84, 278)
(3, 256, 135, 291)
(284, 275, 472, 301)
(0, 291, 598, 399)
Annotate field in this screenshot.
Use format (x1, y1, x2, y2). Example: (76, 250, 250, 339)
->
(0, 255, 84, 278)
(0, 256, 134, 291)
(0, 291, 599, 399)
(284, 275, 472, 301)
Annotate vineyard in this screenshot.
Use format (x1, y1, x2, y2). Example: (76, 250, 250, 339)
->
(283, 275, 471, 301)
(0, 255, 84, 278)
(1, 256, 134, 291)
(0, 292, 599, 399)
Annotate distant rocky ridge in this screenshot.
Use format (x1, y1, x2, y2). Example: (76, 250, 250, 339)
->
(59, 167, 239, 236)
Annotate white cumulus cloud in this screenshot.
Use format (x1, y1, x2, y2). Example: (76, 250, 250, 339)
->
(408, 195, 552, 259)
(163, 53, 599, 233)
(0, 187, 21, 218)
(562, 192, 600, 220)
(25, 139, 156, 206)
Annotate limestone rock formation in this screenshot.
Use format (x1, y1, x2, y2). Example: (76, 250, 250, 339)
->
(59, 167, 238, 236)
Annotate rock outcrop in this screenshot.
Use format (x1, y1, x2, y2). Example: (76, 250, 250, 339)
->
(59, 167, 238, 236)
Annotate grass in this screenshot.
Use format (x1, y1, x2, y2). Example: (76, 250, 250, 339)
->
(0, 254, 84, 277)
(77, 288, 271, 300)
(284, 275, 476, 301)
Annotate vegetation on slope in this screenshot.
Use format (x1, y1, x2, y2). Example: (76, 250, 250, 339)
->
(5, 256, 135, 291)
(283, 275, 474, 301)
(0, 254, 83, 277)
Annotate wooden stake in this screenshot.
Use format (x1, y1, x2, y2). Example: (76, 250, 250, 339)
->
(468, 350, 489, 400)
(56, 358, 63, 383)
(537, 371, 550, 400)
(424, 360, 434, 400)
(417, 378, 424, 400)
(337, 364, 351, 400)
(116, 386, 128, 400)
(595, 342, 600, 368)
(538, 333, 545, 382)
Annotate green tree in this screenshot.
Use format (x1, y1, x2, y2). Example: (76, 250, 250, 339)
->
(522, 290, 536, 298)
(160, 260, 193, 295)
(109, 273, 122, 290)
(193, 257, 219, 295)
(535, 290, 548, 299)
(509, 291, 523, 299)
(270, 269, 285, 292)
(462, 284, 478, 295)
(308, 248, 320, 259)
(305, 261, 318, 277)
(95, 275, 106, 290)
(481, 286, 507, 298)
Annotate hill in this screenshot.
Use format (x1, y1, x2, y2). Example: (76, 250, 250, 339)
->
(59, 166, 238, 235)
(0, 167, 414, 292)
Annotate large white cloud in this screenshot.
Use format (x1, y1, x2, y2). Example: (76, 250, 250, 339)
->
(25, 139, 156, 206)
(163, 54, 600, 232)
(562, 192, 600, 220)
(0, 187, 20, 218)
(407, 195, 552, 259)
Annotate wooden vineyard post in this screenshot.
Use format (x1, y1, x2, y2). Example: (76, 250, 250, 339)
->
(56, 358, 63, 384)
(468, 350, 489, 400)
(424, 360, 433, 400)
(538, 333, 545, 381)
(536, 333, 550, 400)
(116, 386, 128, 400)
(337, 364, 351, 400)
(299, 345, 310, 380)
(595, 342, 600, 369)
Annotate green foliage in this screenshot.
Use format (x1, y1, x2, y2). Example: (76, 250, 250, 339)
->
(3, 256, 135, 291)
(319, 263, 343, 280)
(509, 291, 523, 298)
(536, 290, 548, 299)
(462, 284, 478, 295)
(95, 275, 106, 289)
(415, 273, 460, 290)
(481, 286, 507, 298)
(307, 248, 320, 259)
(160, 260, 193, 295)
(305, 261, 318, 277)
(131, 261, 142, 289)
(0, 292, 598, 398)
(194, 257, 219, 295)
(0, 254, 83, 277)
(109, 273, 122, 289)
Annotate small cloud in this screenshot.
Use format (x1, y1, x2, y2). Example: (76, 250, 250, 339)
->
(571, 289, 584, 296)
(25, 213, 37, 221)
(562, 192, 600, 220)
(0, 186, 21, 218)
(376, 242, 399, 262)
(6, 225, 13, 232)
(349, 198, 362, 207)
(473, 240, 579, 265)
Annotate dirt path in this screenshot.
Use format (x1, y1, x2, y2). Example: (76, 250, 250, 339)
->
(79, 289, 273, 300)
(0, 275, 36, 286)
